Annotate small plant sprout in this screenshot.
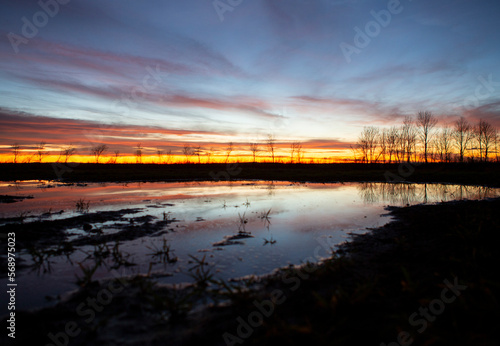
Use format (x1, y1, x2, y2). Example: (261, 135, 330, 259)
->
(17, 211, 30, 223)
(75, 260, 101, 287)
(110, 241, 134, 269)
(263, 236, 277, 245)
(75, 198, 90, 213)
(146, 237, 178, 264)
(259, 208, 272, 230)
(237, 212, 249, 235)
(260, 208, 276, 244)
(187, 254, 215, 288)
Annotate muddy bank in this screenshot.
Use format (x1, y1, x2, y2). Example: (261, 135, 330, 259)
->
(0, 208, 178, 275)
(0, 195, 33, 203)
(6, 197, 499, 345)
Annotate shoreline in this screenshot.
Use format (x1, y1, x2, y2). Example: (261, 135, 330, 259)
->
(5, 196, 500, 345)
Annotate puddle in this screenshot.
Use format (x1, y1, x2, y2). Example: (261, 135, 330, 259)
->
(1, 180, 498, 310)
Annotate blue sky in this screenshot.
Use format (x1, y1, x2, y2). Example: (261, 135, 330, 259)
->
(1, 0, 499, 157)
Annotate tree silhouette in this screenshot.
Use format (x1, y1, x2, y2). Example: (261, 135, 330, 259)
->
(91, 144, 108, 164)
(249, 143, 259, 163)
(206, 147, 214, 164)
(182, 144, 192, 164)
(402, 117, 417, 163)
(453, 117, 473, 163)
(386, 127, 399, 163)
(156, 149, 164, 164)
(436, 127, 453, 163)
(225, 142, 233, 164)
(112, 150, 120, 164)
(266, 134, 276, 163)
(36, 141, 46, 163)
(135, 143, 143, 164)
(193, 145, 202, 164)
(10, 143, 20, 163)
(477, 119, 495, 162)
(417, 111, 438, 163)
(290, 141, 302, 164)
(62, 145, 76, 164)
(357, 127, 379, 163)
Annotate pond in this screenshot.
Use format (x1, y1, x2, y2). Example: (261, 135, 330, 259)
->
(1, 180, 498, 310)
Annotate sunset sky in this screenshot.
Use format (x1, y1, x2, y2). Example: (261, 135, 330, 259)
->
(1, 0, 499, 162)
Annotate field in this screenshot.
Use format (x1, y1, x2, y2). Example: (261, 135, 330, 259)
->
(1, 162, 500, 186)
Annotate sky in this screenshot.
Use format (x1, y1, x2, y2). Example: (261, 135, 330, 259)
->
(0, 0, 499, 162)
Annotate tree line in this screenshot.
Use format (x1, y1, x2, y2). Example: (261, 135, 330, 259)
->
(6, 114, 498, 164)
(354, 112, 498, 163)
(6, 135, 306, 164)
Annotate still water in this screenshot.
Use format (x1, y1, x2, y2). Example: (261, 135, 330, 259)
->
(1, 180, 498, 310)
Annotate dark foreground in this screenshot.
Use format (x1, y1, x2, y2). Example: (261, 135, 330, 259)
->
(4, 197, 499, 345)
(1, 162, 500, 186)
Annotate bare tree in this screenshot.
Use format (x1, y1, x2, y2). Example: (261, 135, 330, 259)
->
(36, 141, 47, 163)
(290, 142, 296, 164)
(112, 150, 120, 164)
(10, 143, 20, 163)
(377, 130, 387, 163)
(386, 127, 399, 163)
(266, 134, 276, 163)
(91, 144, 108, 164)
(205, 147, 214, 164)
(436, 127, 453, 162)
(401, 117, 417, 163)
(290, 141, 303, 164)
(165, 149, 173, 164)
(249, 143, 259, 163)
(453, 117, 473, 163)
(182, 144, 192, 163)
(62, 145, 76, 164)
(495, 130, 500, 163)
(357, 126, 379, 163)
(224, 142, 234, 164)
(476, 119, 495, 162)
(135, 143, 143, 164)
(156, 149, 164, 164)
(295, 142, 303, 163)
(55, 149, 63, 163)
(416, 111, 438, 163)
(193, 145, 202, 164)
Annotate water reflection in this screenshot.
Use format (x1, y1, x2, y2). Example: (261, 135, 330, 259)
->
(1, 180, 499, 311)
(358, 182, 497, 205)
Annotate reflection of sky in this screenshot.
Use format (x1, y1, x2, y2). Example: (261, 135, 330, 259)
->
(1, 180, 499, 218)
(1, 1, 500, 156)
(3, 180, 500, 309)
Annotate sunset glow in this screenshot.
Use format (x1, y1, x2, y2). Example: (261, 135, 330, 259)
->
(1, 1, 499, 163)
